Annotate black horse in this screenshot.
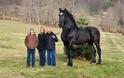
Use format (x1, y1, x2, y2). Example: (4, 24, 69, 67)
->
(58, 8, 102, 67)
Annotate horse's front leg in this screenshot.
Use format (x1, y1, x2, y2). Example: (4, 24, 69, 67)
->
(67, 48, 73, 67)
(63, 42, 72, 66)
(67, 42, 73, 67)
(63, 41, 73, 67)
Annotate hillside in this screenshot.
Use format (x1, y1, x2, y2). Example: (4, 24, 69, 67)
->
(0, 20, 124, 78)
(0, 0, 124, 27)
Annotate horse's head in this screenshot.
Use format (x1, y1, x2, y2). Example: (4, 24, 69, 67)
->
(58, 8, 67, 28)
(58, 8, 77, 30)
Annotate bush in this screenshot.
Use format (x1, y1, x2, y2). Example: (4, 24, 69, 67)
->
(76, 17, 89, 28)
(64, 44, 91, 60)
(103, 0, 116, 10)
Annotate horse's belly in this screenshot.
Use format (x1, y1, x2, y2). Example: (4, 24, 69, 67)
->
(74, 36, 90, 44)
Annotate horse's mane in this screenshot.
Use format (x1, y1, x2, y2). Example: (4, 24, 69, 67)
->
(64, 10, 77, 26)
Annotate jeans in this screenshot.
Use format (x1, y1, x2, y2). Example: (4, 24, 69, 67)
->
(47, 49, 56, 66)
(38, 49, 46, 66)
(27, 48, 35, 66)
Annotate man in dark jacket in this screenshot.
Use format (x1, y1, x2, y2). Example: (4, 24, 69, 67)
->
(37, 28, 47, 66)
(46, 28, 58, 66)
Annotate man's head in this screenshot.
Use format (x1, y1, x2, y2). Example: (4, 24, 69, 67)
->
(47, 27, 52, 34)
(29, 28, 35, 35)
(40, 27, 45, 33)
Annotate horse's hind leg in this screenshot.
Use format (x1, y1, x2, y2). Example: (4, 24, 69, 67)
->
(94, 41, 102, 64)
(88, 43, 96, 63)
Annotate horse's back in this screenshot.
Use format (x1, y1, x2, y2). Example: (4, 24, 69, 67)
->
(85, 26, 99, 32)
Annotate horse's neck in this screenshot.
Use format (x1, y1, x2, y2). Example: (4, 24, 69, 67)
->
(67, 16, 78, 28)
(62, 26, 78, 36)
(62, 16, 78, 34)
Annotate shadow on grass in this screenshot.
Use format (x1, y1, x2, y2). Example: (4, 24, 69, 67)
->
(56, 53, 67, 62)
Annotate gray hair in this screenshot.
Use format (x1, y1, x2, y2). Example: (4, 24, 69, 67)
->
(29, 28, 35, 32)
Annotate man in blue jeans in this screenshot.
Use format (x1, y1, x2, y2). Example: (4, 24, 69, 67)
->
(27, 49, 35, 67)
(46, 28, 58, 66)
(37, 28, 47, 66)
(25, 28, 38, 67)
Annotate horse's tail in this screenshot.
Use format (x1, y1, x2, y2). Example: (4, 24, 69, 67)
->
(93, 27, 100, 43)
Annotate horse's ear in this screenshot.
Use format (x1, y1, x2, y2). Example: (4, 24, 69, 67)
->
(70, 9, 72, 12)
(64, 8, 67, 11)
(59, 8, 62, 12)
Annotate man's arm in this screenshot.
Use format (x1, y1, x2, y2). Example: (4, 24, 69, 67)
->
(52, 33, 58, 42)
(25, 35, 28, 47)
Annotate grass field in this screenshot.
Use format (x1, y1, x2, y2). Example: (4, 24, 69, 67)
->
(0, 20, 124, 78)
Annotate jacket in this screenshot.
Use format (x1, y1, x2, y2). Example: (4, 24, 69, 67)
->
(46, 32, 58, 50)
(37, 33, 47, 50)
(25, 33, 38, 49)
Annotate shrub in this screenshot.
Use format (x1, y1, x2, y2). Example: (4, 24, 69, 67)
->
(103, 0, 117, 10)
(64, 44, 91, 60)
(76, 16, 89, 28)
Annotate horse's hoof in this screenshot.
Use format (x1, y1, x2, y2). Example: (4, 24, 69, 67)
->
(68, 66, 72, 68)
(90, 60, 96, 64)
(67, 64, 73, 67)
(96, 62, 102, 65)
(67, 63, 73, 67)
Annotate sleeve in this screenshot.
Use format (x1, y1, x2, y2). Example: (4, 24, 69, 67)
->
(53, 33, 58, 42)
(38, 34, 42, 40)
(36, 35, 39, 46)
(24, 35, 28, 47)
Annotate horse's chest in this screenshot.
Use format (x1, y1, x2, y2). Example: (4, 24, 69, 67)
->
(61, 32, 68, 42)
(61, 33, 73, 42)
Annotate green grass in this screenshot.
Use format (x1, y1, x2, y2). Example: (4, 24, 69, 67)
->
(0, 20, 124, 78)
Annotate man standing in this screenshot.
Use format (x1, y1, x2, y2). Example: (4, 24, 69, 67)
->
(37, 27, 47, 67)
(46, 28, 58, 66)
(25, 28, 38, 67)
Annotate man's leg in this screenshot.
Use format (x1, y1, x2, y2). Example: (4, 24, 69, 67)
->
(38, 50, 42, 66)
(51, 49, 56, 66)
(39, 50, 46, 66)
(47, 49, 51, 66)
(27, 48, 31, 67)
(31, 49, 35, 67)
(41, 50, 46, 66)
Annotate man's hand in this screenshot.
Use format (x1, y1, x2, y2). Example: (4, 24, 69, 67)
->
(52, 35, 55, 38)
